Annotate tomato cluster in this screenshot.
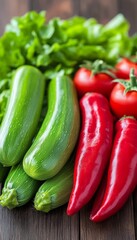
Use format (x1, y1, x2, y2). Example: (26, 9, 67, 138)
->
(73, 58, 137, 120)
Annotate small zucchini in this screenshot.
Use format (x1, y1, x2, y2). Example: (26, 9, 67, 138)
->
(23, 74, 80, 180)
(0, 163, 40, 209)
(0, 65, 45, 166)
(0, 163, 10, 183)
(34, 155, 74, 212)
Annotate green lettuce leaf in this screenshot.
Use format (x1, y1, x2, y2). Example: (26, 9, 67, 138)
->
(0, 11, 136, 123)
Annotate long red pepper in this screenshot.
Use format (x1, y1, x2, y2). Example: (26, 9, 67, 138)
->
(67, 92, 113, 215)
(90, 116, 137, 222)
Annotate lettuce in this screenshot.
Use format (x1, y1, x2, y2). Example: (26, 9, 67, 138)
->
(0, 11, 136, 122)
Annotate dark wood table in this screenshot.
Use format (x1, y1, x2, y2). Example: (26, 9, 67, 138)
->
(0, 0, 137, 239)
(0, 188, 136, 240)
(0, 0, 137, 35)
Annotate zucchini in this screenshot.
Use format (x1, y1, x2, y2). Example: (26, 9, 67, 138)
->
(34, 155, 74, 212)
(0, 163, 40, 209)
(0, 163, 10, 183)
(0, 65, 45, 166)
(23, 74, 80, 180)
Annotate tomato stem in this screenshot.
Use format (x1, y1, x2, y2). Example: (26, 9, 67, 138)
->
(130, 68, 137, 87)
(92, 60, 104, 74)
(80, 60, 116, 78)
(113, 67, 137, 94)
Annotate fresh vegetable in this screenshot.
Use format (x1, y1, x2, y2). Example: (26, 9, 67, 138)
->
(0, 11, 135, 121)
(73, 60, 116, 98)
(34, 154, 74, 213)
(115, 57, 137, 79)
(0, 163, 10, 183)
(0, 11, 132, 80)
(67, 92, 113, 216)
(0, 10, 137, 219)
(23, 73, 80, 180)
(0, 65, 45, 166)
(0, 76, 11, 124)
(110, 68, 137, 119)
(0, 163, 40, 209)
(90, 116, 137, 222)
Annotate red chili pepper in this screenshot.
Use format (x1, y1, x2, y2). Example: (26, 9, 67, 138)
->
(67, 92, 113, 216)
(90, 116, 137, 222)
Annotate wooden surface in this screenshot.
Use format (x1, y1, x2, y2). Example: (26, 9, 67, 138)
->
(0, 0, 137, 239)
(0, 0, 137, 35)
(0, 189, 136, 240)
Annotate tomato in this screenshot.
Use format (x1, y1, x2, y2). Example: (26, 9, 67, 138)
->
(110, 69, 137, 119)
(115, 58, 137, 79)
(73, 67, 115, 98)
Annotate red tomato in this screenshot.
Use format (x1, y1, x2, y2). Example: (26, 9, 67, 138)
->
(73, 67, 115, 98)
(110, 81, 137, 119)
(115, 58, 137, 79)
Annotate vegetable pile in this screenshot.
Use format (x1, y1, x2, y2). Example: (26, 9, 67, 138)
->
(0, 11, 137, 222)
(0, 10, 136, 123)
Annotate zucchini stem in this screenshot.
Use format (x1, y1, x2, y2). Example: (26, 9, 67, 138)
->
(34, 191, 51, 213)
(0, 188, 19, 209)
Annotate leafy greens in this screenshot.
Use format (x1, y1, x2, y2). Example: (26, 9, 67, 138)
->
(0, 10, 136, 123)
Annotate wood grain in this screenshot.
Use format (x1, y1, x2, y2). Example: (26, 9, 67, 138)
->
(80, 196, 136, 240)
(133, 188, 137, 240)
(0, 0, 137, 32)
(30, 0, 73, 20)
(0, 203, 79, 240)
(117, 0, 137, 34)
(79, 0, 118, 23)
(0, 0, 29, 35)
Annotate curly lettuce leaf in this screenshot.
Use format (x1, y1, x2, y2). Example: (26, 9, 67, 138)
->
(0, 11, 136, 122)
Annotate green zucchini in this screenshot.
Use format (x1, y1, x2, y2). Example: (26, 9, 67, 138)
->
(34, 155, 74, 212)
(0, 65, 45, 166)
(0, 163, 40, 209)
(0, 163, 10, 183)
(23, 74, 80, 180)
